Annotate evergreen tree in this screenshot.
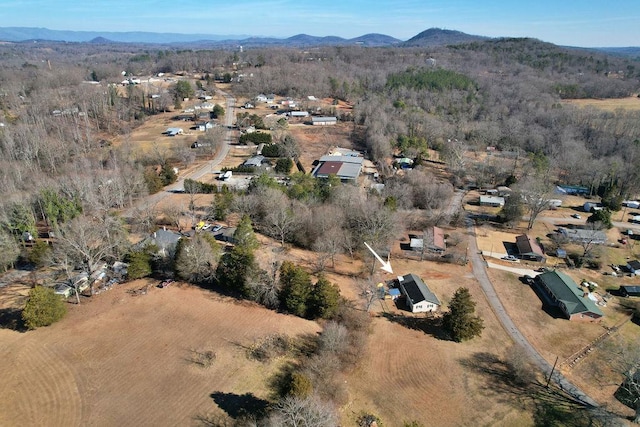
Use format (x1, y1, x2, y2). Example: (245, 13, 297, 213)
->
(587, 208, 613, 229)
(233, 215, 259, 251)
(499, 191, 524, 225)
(126, 247, 154, 279)
(442, 287, 484, 342)
(22, 286, 67, 329)
(279, 261, 312, 317)
(307, 275, 341, 319)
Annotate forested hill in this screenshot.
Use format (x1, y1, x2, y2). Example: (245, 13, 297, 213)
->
(402, 28, 488, 47)
(450, 37, 639, 98)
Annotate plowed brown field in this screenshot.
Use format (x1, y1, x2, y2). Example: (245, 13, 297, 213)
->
(0, 281, 320, 426)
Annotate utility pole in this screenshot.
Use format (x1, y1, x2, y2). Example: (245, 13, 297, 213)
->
(546, 355, 559, 388)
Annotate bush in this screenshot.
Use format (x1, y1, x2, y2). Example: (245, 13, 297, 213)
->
(239, 131, 272, 145)
(261, 144, 282, 157)
(126, 249, 153, 279)
(275, 158, 293, 174)
(22, 286, 67, 329)
(286, 372, 313, 398)
(184, 178, 217, 194)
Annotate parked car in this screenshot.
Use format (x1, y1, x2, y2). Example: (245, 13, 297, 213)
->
(501, 255, 518, 261)
(522, 275, 535, 285)
(571, 213, 581, 219)
(211, 225, 223, 232)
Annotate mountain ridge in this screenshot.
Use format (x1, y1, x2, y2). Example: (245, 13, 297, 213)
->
(0, 26, 638, 51)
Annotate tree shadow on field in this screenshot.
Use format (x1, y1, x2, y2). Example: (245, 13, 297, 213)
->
(210, 391, 269, 420)
(0, 307, 27, 332)
(381, 312, 448, 340)
(460, 352, 614, 426)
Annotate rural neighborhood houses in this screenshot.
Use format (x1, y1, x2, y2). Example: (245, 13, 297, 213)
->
(165, 127, 184, 137)
(312, 152, 364, 181)
(619, 285, 640, 297)
(396, 273, 441, 313)
(626, 260, 640, 275)
(534, 270, 604, 321)
(479, 195, 505, 207)
(144, 228, 182, 257)
(410, 226, 446, 254)
(557, 227, 607, 245)
(311, 116, 337, 126)
(516, 234, 546, 262)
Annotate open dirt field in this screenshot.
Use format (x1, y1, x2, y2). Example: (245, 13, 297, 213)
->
(341, 257, 531, 425)
(0, 280, 321, 427)
(562, 96, 640, 111)
(251, 234, 532, 425)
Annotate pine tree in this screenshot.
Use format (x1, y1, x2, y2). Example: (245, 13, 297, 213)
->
(233, 215, 259, 251)
(279, 261, 312, 317)
(22, 286, 67, 329)
(442, 287, 484, 342)
(307, 275, 341, 319)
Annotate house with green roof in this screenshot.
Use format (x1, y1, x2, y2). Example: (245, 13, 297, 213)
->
(534, 270, 604, 321)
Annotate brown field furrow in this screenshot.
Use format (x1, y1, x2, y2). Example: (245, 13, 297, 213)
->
(5, 338, 82, 427)
(0, 282, 320, 426)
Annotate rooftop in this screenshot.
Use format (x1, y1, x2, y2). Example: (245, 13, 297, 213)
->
(536, 270, 603, 317)
(398, 273, 440, 306)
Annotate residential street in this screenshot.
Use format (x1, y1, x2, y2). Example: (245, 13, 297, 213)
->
(466, 217, 599, 407)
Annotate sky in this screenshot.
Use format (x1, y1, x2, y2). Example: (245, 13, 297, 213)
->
(1, 0, 639, 47)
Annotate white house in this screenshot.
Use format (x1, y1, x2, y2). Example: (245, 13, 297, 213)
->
(479, 195, 505, 207)
(196, 121, 214, 131)
(312, 116, 337, 126)
(397, 273, 441, 313)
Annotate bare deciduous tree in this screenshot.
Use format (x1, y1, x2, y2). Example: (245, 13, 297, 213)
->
(266, 396, 338, 427)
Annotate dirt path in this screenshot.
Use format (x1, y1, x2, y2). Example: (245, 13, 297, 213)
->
(466, 217, 599, 407)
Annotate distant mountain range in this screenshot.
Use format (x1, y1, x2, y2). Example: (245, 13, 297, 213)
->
(0, 26, 403, 47)
(0, 27, 637, 53)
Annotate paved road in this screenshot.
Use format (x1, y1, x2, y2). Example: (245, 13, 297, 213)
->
(485, 262, 540, 277)
(466, 217, 599, 407)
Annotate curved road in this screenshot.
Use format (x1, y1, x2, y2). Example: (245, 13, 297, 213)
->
(466, 217, 598, 407)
